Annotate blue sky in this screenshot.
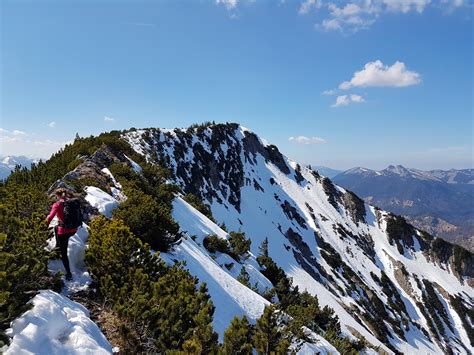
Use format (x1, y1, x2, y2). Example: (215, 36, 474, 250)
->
(0, 0, 472, 170)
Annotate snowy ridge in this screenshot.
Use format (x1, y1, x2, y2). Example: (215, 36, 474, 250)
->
(338, 164, 474, 184)
(124, 123, 474, 354)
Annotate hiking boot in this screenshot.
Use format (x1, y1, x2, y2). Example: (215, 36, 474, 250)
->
(66, 272, 73, 281)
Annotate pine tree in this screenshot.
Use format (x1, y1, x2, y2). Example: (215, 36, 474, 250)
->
(187, 283, 219, 354)
(229, 231, 251, 260)
(222, 316, 253, 355)
(237, 266, 251, 288)
(252, 305, 289, 355)
(259, 237, 269, 258)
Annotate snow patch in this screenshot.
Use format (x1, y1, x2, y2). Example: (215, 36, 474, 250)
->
(84, 186, 118, 218)
(124, 155, 142, 173)
(5, 290, 112, 355)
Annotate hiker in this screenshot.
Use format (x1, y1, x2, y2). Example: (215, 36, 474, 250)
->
(47, 188, 82, 281)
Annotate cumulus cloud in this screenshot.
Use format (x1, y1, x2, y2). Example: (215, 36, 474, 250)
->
(289, 135, 327, 144)
(48, 121, 56, 128)
(104, 116, 115, 122)
(216, 0, 238, 10)
(331, 94, 365, 107)
(299, 0, 322, 14)
(339, 60, 421, 89)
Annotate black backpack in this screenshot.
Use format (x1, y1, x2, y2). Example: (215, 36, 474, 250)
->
(61, 198, 83, 229)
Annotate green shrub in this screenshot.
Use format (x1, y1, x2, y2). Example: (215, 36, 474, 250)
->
(222, 316, 253, 355)
(85, 216, 218, 352)
(229, 231, 251, 261)
(112, 188, 180, 251)
(0, 191, 61, 346)
(203, 234, 230, 254)
(253, 305, 290, 354)
(237, 266, 251, 288)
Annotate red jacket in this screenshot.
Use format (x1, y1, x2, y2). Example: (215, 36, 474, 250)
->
(47, 199, 78, 235)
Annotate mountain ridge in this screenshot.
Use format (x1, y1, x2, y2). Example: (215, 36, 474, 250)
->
(3, 123, 473, 354)
(119, 123, 473, 354)
(333, 165, 474, 252)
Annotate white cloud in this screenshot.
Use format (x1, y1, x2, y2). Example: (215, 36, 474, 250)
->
(321, 18, 343, 30)
(48, 121, 56, 128)
(311, 0, 465, 32)
(299, 0, 322, 14)
(350, 94, 365, 102)
(289, 135, 327, 144)
(331, 94, 365, 107)
(104, 116, 115, 122)
(340, 60, 421, 89)
(0, 132, 67, 159)
(317, 1, 381, 32)
(382, 0, 431, 13)
(216, 0, 238, 10)
(322, 89, 337, 95)
(12, 130, 27, 136)
(0, 128, 9, 134)
(331, 95, 350, 107)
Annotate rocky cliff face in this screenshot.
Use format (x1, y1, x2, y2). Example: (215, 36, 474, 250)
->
(122, 123, 473, 354)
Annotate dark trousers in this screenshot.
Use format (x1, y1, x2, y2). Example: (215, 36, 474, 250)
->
(55, 227, 75, 275)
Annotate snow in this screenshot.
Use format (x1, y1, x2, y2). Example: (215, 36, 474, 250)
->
(84, 186, 118, 218)
(5, 290, 112, 355)
(291, 331, 339, 354)
(166, 197, 339, 354)
(101, 168, 126, 201)
(164, 197, 270, 337)
(124, 154, 142, 173)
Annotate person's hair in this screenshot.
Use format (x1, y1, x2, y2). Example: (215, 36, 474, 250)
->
(55, 188, 70, 199)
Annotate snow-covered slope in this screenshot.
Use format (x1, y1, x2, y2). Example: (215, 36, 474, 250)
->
(164, 197, 340, 354)
(124, 123, 474, 354)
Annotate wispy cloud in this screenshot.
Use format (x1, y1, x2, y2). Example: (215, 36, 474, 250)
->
(340, 60, 421, 89)
(12, 130, 27, 136)
(0, 129, 68, 158)
(289, 135, 327, 144)
(300, 0, 467, 32)
(299, 0, 322, 14)
(216, 0, 238, 10)
(48, 121, 56, 128)
(322, 89, 337, 96)
(331, 94, 365, 107)
(104, 116, 115, 122)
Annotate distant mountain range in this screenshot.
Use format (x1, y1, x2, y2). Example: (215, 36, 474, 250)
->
(333, 165, 474, 251)
(0, 156, 37, 180)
